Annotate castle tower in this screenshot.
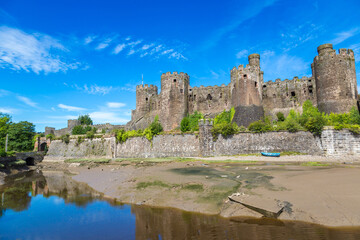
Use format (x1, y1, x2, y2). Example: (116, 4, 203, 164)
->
(313, 43, 358, 113)
(133, 84, 158, 120)
(230, 53, 264, 107)
(160, 72, 189, 130)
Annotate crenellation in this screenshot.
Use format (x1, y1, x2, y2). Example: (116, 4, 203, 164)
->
(127, 44, 358, 130)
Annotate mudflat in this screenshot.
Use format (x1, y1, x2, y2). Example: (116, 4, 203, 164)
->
(41, 155, 360, 227)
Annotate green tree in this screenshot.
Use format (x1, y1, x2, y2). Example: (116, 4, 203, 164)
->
(0, 113, 12, 151)
(149, 115, 163, 135)
(299, 100, 325, 135)
(188, 111, 203, 131)
(276, 112, 285, 122)
(180, 117, 191, 132)
(7, 121, 36, 152)
(78, 114, 93, 125)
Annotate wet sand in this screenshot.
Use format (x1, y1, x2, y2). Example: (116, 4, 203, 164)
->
(41, 155, 360, 227)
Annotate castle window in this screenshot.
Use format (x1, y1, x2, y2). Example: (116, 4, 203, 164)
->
(255, 82, 257, 87)
(263, 85, 266, 88)
(273, 94, 276, 98)
(243, 74, 247, 79)
(220, 93, 222, 98)
(173, 79, 177, 83)
(308, 79, 312, 82)
(146, 97, 148, 102)
(189, 89, 192, 92)
(194, 95, 197, 100)
(180, 89, 183, 93)
(291, 91, 296, 97)
(207, 94, 212, 100)
(308, 86, 313, 94)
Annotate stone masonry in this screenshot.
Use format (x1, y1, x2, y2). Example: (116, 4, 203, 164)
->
(128, 44, 358, 130)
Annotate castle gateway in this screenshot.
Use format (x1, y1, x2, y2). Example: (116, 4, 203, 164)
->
(128, 44, 358, 131)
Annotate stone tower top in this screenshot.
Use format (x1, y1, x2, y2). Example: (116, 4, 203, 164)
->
(317, 43, 334, 55)
(248, 53, 260, 66)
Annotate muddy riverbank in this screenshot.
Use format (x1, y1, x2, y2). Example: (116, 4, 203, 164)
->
(38, 155, 360, 227)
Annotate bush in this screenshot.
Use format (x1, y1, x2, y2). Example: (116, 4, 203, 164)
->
(299, 100, 325, 135)
(86, 131, 94, 139)
(61, 134, 70, 144)
(180, 117, 191, 132)
(211, 122, 239, 140)
(214, 107, 235, 125)
(285, 118, 302, 132)
(76, 136, 85, 146)
(248, 120, 273, 133)
(188, 111, 203, 131)
(149, 115, 163, 135)
(276, 112, 285, 122)
(46, 133, 55, 140)
(0, 148, 6, 157)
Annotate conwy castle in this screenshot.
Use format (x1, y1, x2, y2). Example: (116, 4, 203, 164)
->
(46, 43, 358, 135)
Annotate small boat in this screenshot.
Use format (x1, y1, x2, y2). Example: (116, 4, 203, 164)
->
(261, 152, 280, 157)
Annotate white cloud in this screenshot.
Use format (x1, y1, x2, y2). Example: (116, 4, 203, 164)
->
(349, 43, 360, 62)
(89, 111, 129, 124)
(58, 104, 87, 111)
(0, 107, 14, 114)
(0, 26, 81, 74)
(17, 96, 37, 107)
(84, 35, 97, 45)
(128, 49, 135, 55)
(106, 102, 126, 108)
(0, 89, 10, 97)
(261, 51, 309, 81)
(142, 44, 154, 50)
(95, 38, 114, 50)
(113, 43, 126, 54)
(236, 49, 248, 59)
(331, 28, 360, 45)
(161, 49, 174, 55)
(84, 84, 113, 95)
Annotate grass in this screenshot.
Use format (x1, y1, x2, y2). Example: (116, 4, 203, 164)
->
(136, 180, 204, 192)
(64, 158, 111, 164)
(281, 151, 307, 156)
(301, 161, 330, 167)
(8, 160, 26, 167)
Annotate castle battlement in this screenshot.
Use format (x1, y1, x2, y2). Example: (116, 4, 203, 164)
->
(161, 71, 189, 78)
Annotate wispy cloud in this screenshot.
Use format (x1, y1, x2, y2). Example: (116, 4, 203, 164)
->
(261, 51, 309, 81)
(84, 35, 97, 45)
(113, 43, 126, 54)
(106, 102, 126, 108)
(0, 107, 15, 114)
(330, 28, 360, 45)
(73, 84, 113, 95)
(89, 111, 129, 124)
(58, 103, 87, 111)
(95, 37, 115, 50)
(350, 43, 360, 62)
(0, 26, 81, 74)
(0, 89, 10, 97)
(17, 96, 37, 107)
(200, 0, 278, 51)
(236, 49, 248, 59)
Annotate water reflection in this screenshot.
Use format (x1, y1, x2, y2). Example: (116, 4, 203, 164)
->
(0, 170, 360, 240)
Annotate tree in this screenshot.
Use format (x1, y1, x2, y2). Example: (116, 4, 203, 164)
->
(180, 117, 191, 132)
(0, 113, 11, 151)
(149, 115, 163, 135)
(78, 114, 93, 125)
(7, 121, 36, 152)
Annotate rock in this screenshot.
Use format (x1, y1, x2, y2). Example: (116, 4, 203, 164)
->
(221, 175, 228, 178)
(69, 163, 81, 167)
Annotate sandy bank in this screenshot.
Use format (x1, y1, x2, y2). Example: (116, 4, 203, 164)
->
(40, 156, 360, 227)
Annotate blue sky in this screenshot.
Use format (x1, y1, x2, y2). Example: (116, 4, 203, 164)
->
(0, 0, 359, 132)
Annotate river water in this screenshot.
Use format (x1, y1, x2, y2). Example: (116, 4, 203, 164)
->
(0, 170, 359, 240)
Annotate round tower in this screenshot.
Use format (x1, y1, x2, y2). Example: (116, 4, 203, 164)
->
(248, 53, 260, 66)
(160, 72, 190, 130)
(313, 43, 357, 114)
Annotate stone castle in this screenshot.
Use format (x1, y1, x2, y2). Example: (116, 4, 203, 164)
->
(128, 43, 358, 131)
(45, 43, 358, 135)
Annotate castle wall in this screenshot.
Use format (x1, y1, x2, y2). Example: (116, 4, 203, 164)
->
(45, 129, 360, 159)
(188, 84, 231, 115)
(262, 76, 317, 117)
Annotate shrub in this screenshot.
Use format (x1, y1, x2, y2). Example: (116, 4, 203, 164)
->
(0, 148, 6, 157)
(149, 115, 163, 135)
(248, 120, 272, 133)
(180, 117, 191, 132)
(46, 133, 55, 140)
(285, 118, 302, 132)
(211, 122, 239, 140)
(188, 111, 203, 131)
(276, 112, 285, 122)
(76, 136, 84, 146)
(86, 131, 94, 139)
(299, 100, 325, 135)
(214, 107, 235, 125)
(349, 106, 360, 125)
(61, 134, 70, 144)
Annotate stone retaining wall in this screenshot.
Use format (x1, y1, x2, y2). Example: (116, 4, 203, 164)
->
(44, 129, 360, 159)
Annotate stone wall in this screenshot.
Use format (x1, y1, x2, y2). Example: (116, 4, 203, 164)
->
(46, 138, 115, 159)
(45, 128, 360, 160)
(320, 129, 360, 156)
(116, 134, 200, 158)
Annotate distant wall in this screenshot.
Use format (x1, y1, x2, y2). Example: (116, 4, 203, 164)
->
(45, 129, 360, 160)
(116, 134, 200, 158)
